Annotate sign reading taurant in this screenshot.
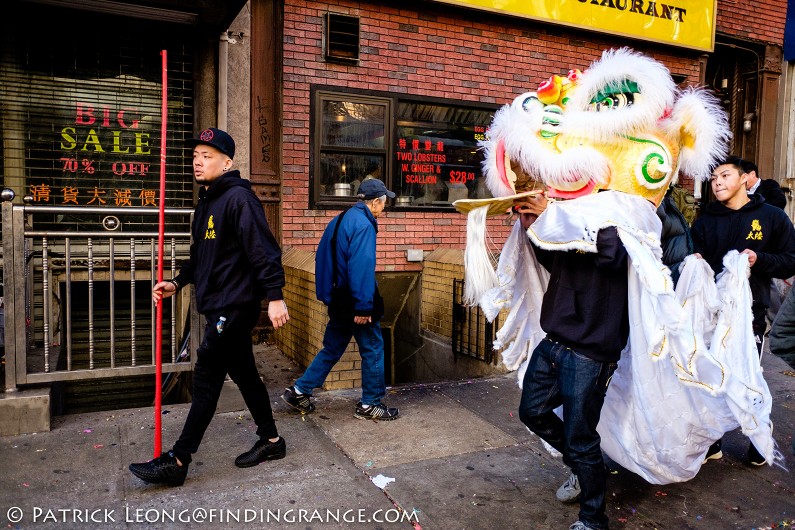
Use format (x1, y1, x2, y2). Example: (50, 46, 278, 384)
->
(430, 0, 716, 52)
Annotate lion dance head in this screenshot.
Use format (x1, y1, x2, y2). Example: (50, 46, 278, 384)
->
(480, 47, 731, 207)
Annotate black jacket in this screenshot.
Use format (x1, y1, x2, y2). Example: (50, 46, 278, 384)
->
(770, 286, 795, 366)
(533, 227, 629, 363)
(691, 194, 795, 310)
(656, 191, 694, 286)
(753, 179, 787, 210)
(174, 170, 285, 314)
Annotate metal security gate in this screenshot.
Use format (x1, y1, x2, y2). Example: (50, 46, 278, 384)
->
(2, 203, 198, 392)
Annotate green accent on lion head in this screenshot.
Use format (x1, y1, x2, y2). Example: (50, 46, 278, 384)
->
(642, 152, 667, 183)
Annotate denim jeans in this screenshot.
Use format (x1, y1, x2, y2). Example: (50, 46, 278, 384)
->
(518, 337, 617, 530)
(295, 313, 386, 405)
(173, 302, 278, 464)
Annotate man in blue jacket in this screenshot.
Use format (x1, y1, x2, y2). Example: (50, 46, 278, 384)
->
(282, 179, 400, 421)
(129, 128, 290, 486)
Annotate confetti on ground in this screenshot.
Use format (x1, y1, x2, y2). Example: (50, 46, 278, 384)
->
(83, 429, 92, 433)
(93, 444, 103, 449)
(655, 491, 668, 497)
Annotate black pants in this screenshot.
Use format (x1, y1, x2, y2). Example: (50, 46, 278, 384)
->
(752, 303, 767, 356)
(172, 302, 278, 464)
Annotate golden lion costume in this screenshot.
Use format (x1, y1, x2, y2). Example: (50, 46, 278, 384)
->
(457, 48, 784, 483)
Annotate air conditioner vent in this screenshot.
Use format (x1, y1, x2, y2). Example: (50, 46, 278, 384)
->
(325, 13, 360, 64)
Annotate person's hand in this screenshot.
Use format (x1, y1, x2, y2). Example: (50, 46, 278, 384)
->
(268, 300, 290, 329)
(514, 194, 548, 229)
(741, 249, 758, 266)
(693, 252, 702, 259)
(152, 281, 177, 304)
(354, 315, 372, 325)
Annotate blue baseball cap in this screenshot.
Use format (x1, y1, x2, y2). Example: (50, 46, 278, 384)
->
(186, 127, 235, 159)
(357, 178, 396, 200)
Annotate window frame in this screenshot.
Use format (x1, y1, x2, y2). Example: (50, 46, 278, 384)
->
(310, 85, 498, 211)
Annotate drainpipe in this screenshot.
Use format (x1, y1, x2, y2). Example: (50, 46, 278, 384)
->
(218, 31, 229, 130)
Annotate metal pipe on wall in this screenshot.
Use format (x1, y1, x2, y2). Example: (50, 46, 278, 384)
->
(218, 32, 229, 130)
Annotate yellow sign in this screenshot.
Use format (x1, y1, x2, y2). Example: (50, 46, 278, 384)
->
(431, 0, 716, 52)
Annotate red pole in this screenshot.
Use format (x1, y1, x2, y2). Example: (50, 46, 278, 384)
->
(154, 49, 168, 457)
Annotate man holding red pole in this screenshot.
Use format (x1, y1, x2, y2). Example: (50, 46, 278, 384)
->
(129, 128, 290, 487)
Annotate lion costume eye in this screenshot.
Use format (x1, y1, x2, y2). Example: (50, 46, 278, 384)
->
(522, 95, 542, 113)
(588, 79, 639, 112)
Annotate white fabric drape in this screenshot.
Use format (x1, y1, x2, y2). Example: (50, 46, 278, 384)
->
(476, 191, 780, 484)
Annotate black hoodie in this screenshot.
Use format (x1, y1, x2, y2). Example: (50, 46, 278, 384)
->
(174, 170, 285, 314)
(691, 194, 795, 310)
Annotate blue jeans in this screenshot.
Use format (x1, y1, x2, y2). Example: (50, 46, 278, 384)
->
(295, 313, 386, 405)
(518, 337, 617, 530)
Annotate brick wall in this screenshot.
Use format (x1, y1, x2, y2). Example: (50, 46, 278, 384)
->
(420, 248, 464, 337)
(281, 0, 707, 272)
(716, 0, 786, 46)
(276, 247, 362, 391)
(421, 247, 506, 360)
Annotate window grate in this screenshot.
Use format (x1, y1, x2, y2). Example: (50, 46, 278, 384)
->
(324, 13, 360, 64)
(452, 278, 498, 364)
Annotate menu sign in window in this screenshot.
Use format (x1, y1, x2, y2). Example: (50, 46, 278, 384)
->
(395, 102, 494, 207)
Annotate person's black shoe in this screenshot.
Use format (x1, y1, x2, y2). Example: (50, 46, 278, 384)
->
(129, 451, 188, 486)
(746, 443, 767, 466)
(354, 402, 400, 421)
(235, 437, 287, 468)
(281, 387, 315, 414)
(703, 440, 722, 464)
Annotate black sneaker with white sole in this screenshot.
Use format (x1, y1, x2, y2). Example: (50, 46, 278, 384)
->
(703, 439, 723, 464)
(747, 443, 767, 466)
(354, 402, 399, 421)
(281, 387, 315, 414)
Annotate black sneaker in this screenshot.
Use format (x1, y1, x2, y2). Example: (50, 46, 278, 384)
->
(354, 402, 399, 421)
(281, 387, 315, 414)
(747, 443, 767, 466)
(235, 436, 287, 468)
(703, 440, 722, 464)
(129, 451, 188, 486)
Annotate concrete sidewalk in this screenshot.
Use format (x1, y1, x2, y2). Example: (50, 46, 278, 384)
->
(1, 344, 794, 529)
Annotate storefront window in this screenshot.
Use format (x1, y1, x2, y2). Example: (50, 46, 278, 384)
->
(395, 102, 494, 207)
(314, 92, 389, 205)
(0, 6, 195, 231)
(311, 88, 495, 209)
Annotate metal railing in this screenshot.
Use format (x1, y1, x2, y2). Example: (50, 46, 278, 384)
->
(451, 278, 498, 364)
(2, 203, 198, 391)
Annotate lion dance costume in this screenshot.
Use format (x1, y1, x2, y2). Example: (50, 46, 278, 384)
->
(456, 48, 784, 484)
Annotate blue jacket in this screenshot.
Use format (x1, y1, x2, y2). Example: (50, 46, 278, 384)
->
(174, 170, 285, 314)
(316, 202, 378, 316)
